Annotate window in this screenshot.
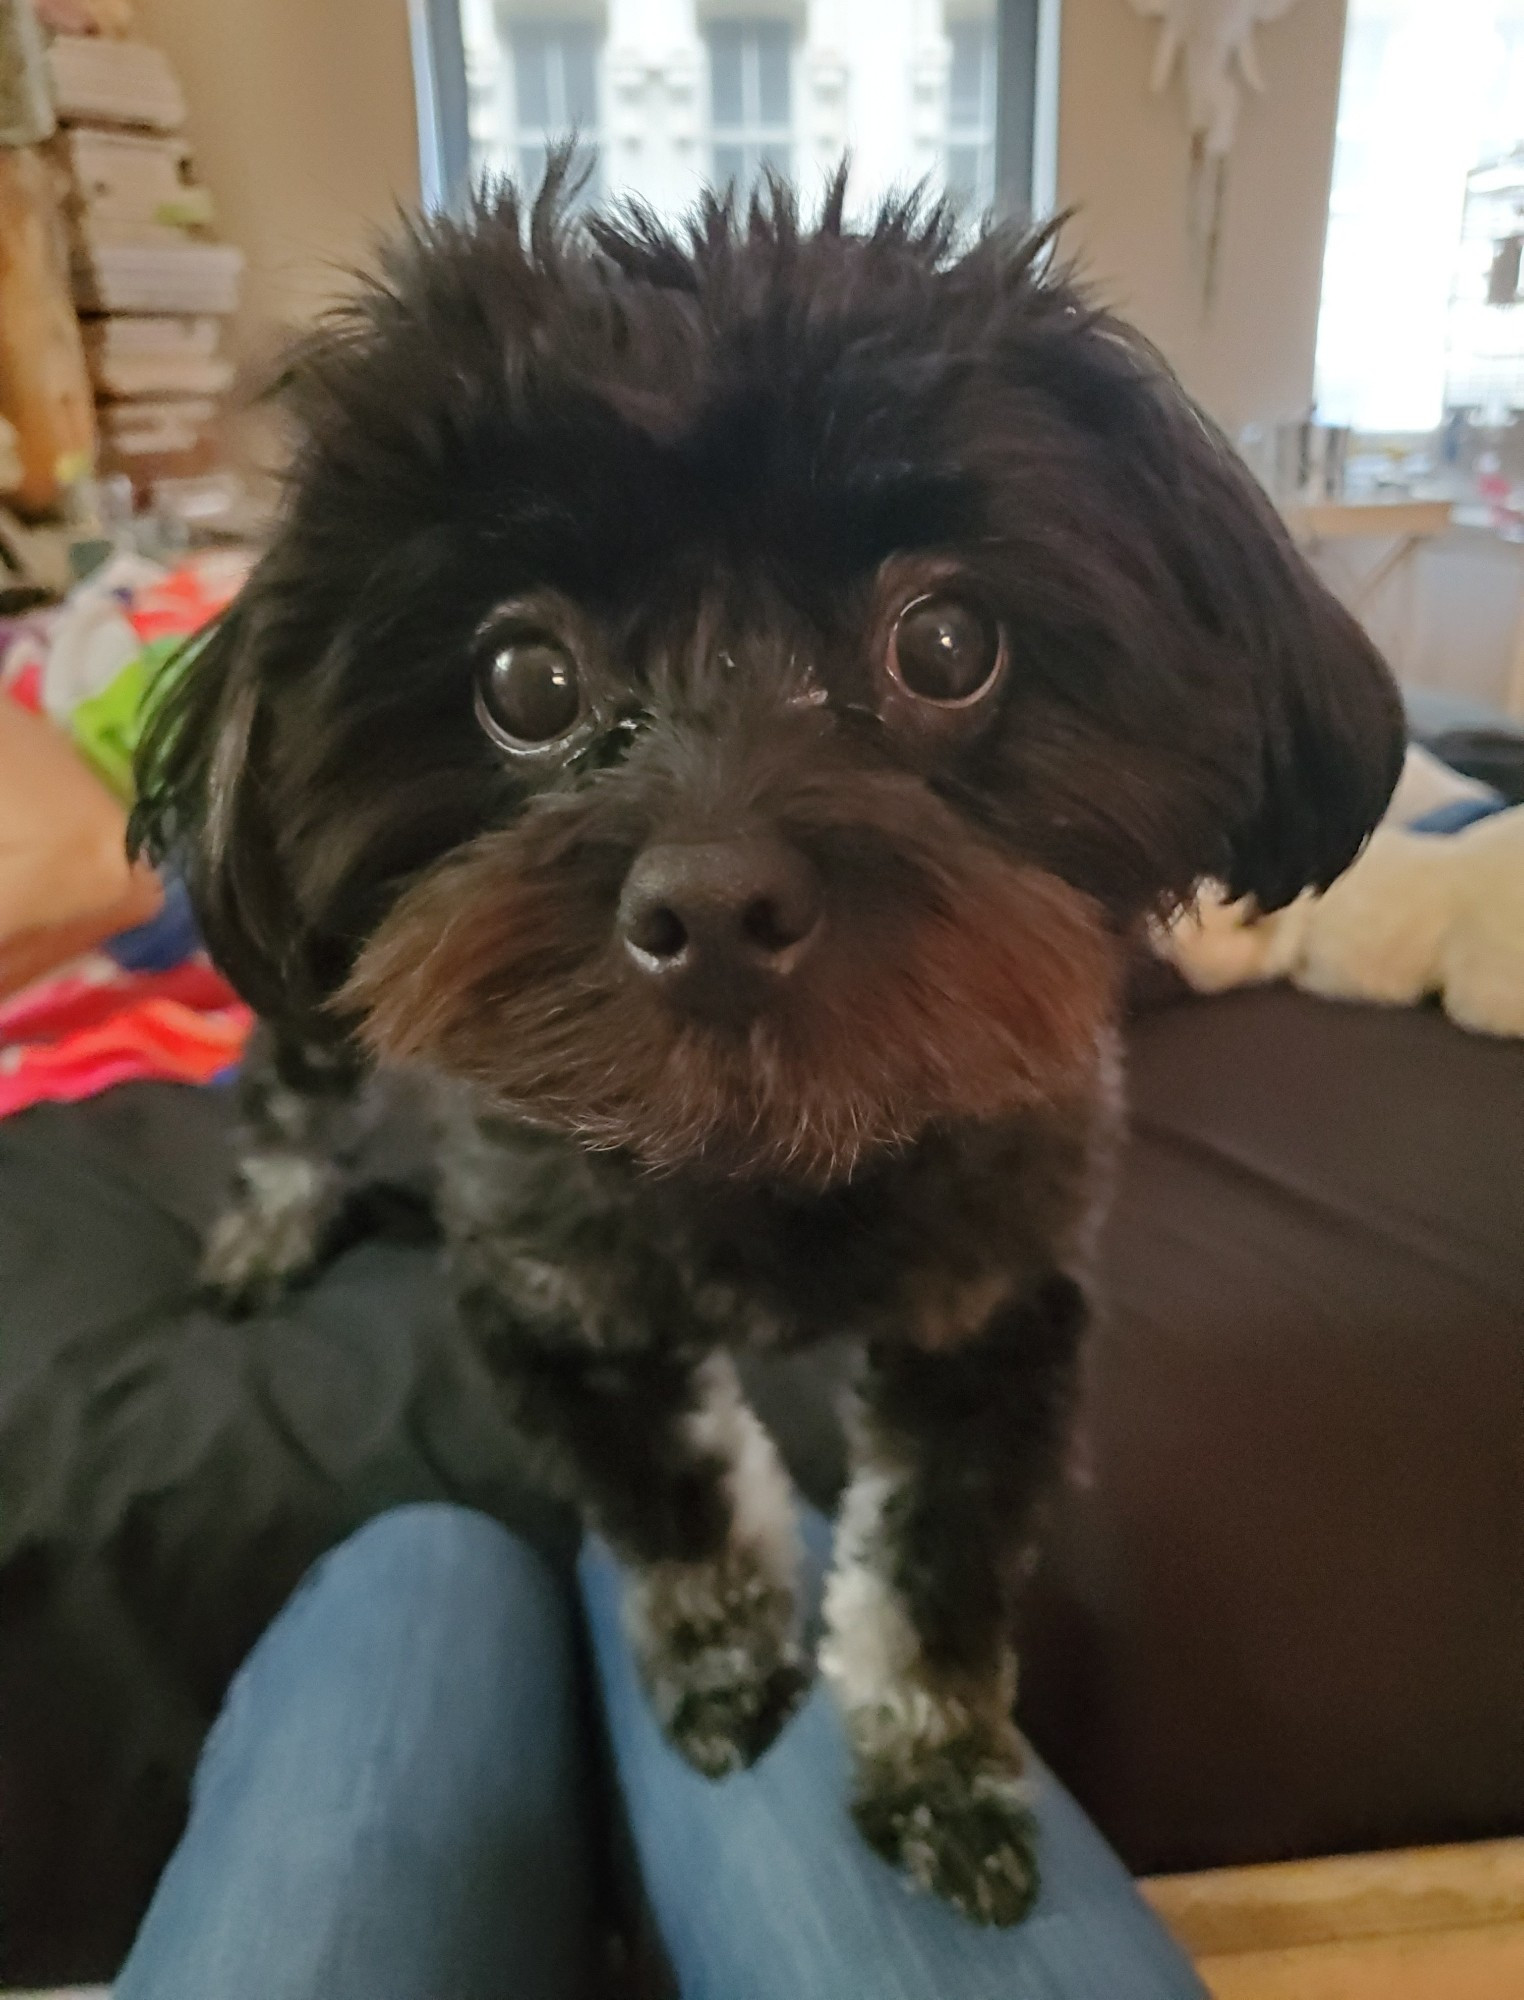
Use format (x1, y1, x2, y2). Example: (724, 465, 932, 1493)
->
(510, 22, 601, 196)
(945, 18, 997, 210)
(415, 0, 1055, 226)
(706, 20, 793, 198)
(1315, 0, 1524, 432)
(457, 2, 600, 196)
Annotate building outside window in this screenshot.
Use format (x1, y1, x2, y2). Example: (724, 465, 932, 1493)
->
(425, 0, 1054, 228)
(706, 19, 793, 199)
(509, 20, 602, 196)
(458, 2, 601, 196)
(1315, 0, 1524, 433)
(944, 16, 997, 210)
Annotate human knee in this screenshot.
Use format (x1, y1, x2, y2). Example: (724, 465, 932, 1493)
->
(320, 1503, 557, 1614)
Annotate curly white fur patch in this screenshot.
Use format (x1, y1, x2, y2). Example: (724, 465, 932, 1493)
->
(820, 1460, 1020, 1770)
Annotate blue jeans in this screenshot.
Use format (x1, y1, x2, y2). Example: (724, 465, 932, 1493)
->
(115, 1505, 1205, 2000)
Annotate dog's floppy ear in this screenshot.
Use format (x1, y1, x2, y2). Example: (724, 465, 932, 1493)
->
(1174, 410, 1405, 910)
(1114, 345, 1404, 910)
(131, 576, 320, 1022)
(1031, 297, 1407, 912)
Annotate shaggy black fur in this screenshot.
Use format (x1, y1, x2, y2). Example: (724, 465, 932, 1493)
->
(133, 166, 1403, 1924)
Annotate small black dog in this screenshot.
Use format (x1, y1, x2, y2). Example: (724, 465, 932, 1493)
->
(134, 170, 1403, 1924)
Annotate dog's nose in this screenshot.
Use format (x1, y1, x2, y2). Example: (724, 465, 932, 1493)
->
(619, 835, 823, 1019)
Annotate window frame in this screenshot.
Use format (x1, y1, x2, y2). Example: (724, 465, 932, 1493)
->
(945, 15, 1000, 211)
(410, 0, 1059, 221)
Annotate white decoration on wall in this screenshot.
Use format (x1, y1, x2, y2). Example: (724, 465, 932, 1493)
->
(1130, 0, 1299, 157)
(1127, 0, 1301, 308)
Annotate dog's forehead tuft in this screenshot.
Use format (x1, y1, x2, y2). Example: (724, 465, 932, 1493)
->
(280, 177, 1074, 571)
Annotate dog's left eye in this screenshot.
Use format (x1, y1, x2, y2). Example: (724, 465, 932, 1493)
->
(475, 632, 584, 751)
(888, 592, 1005, 707)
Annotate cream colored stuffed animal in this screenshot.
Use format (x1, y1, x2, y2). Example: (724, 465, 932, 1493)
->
(1159, 754, 1524, 1038)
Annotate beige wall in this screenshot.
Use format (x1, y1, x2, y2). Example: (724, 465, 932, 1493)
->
(1056, 0, 1349, 438)
(135, 0, 420, 369)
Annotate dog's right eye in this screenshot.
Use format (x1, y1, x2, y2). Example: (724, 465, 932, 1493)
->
(888, 593, 1005, 707)
(475, 632, 584, 752)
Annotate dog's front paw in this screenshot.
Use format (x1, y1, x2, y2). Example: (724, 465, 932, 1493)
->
(199, 1156, 335, 1312)
(853, 1744, 1039, 1927)
(658, 1639, 810, 1779)
(628, 1550, 810, 1777)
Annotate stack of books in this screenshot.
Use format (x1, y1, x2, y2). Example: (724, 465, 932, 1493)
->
(44, 29, 244, 491)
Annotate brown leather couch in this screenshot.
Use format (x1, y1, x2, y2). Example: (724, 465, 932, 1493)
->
(1023, 984, 1524, 1875)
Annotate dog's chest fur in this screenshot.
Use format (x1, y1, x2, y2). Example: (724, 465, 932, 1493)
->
(432, 1050, 1118, 1366)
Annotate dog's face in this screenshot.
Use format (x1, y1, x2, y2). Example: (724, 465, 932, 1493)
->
(137, 178, 1403, 1185)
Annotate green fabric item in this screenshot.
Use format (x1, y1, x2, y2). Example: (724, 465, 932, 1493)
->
(70, 637, 184, 803)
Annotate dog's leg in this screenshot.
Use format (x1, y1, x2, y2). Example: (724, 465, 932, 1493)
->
(500, 1342, 808, 1776)
(821, 1272, 1087, 1925)
(201, 1024, 366, 1311)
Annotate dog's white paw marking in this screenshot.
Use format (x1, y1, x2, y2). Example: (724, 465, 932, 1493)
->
(821, 1460, 1038, 1923)
(200, 1153, 331, 1309)
(625, 1350, 810, 1775)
